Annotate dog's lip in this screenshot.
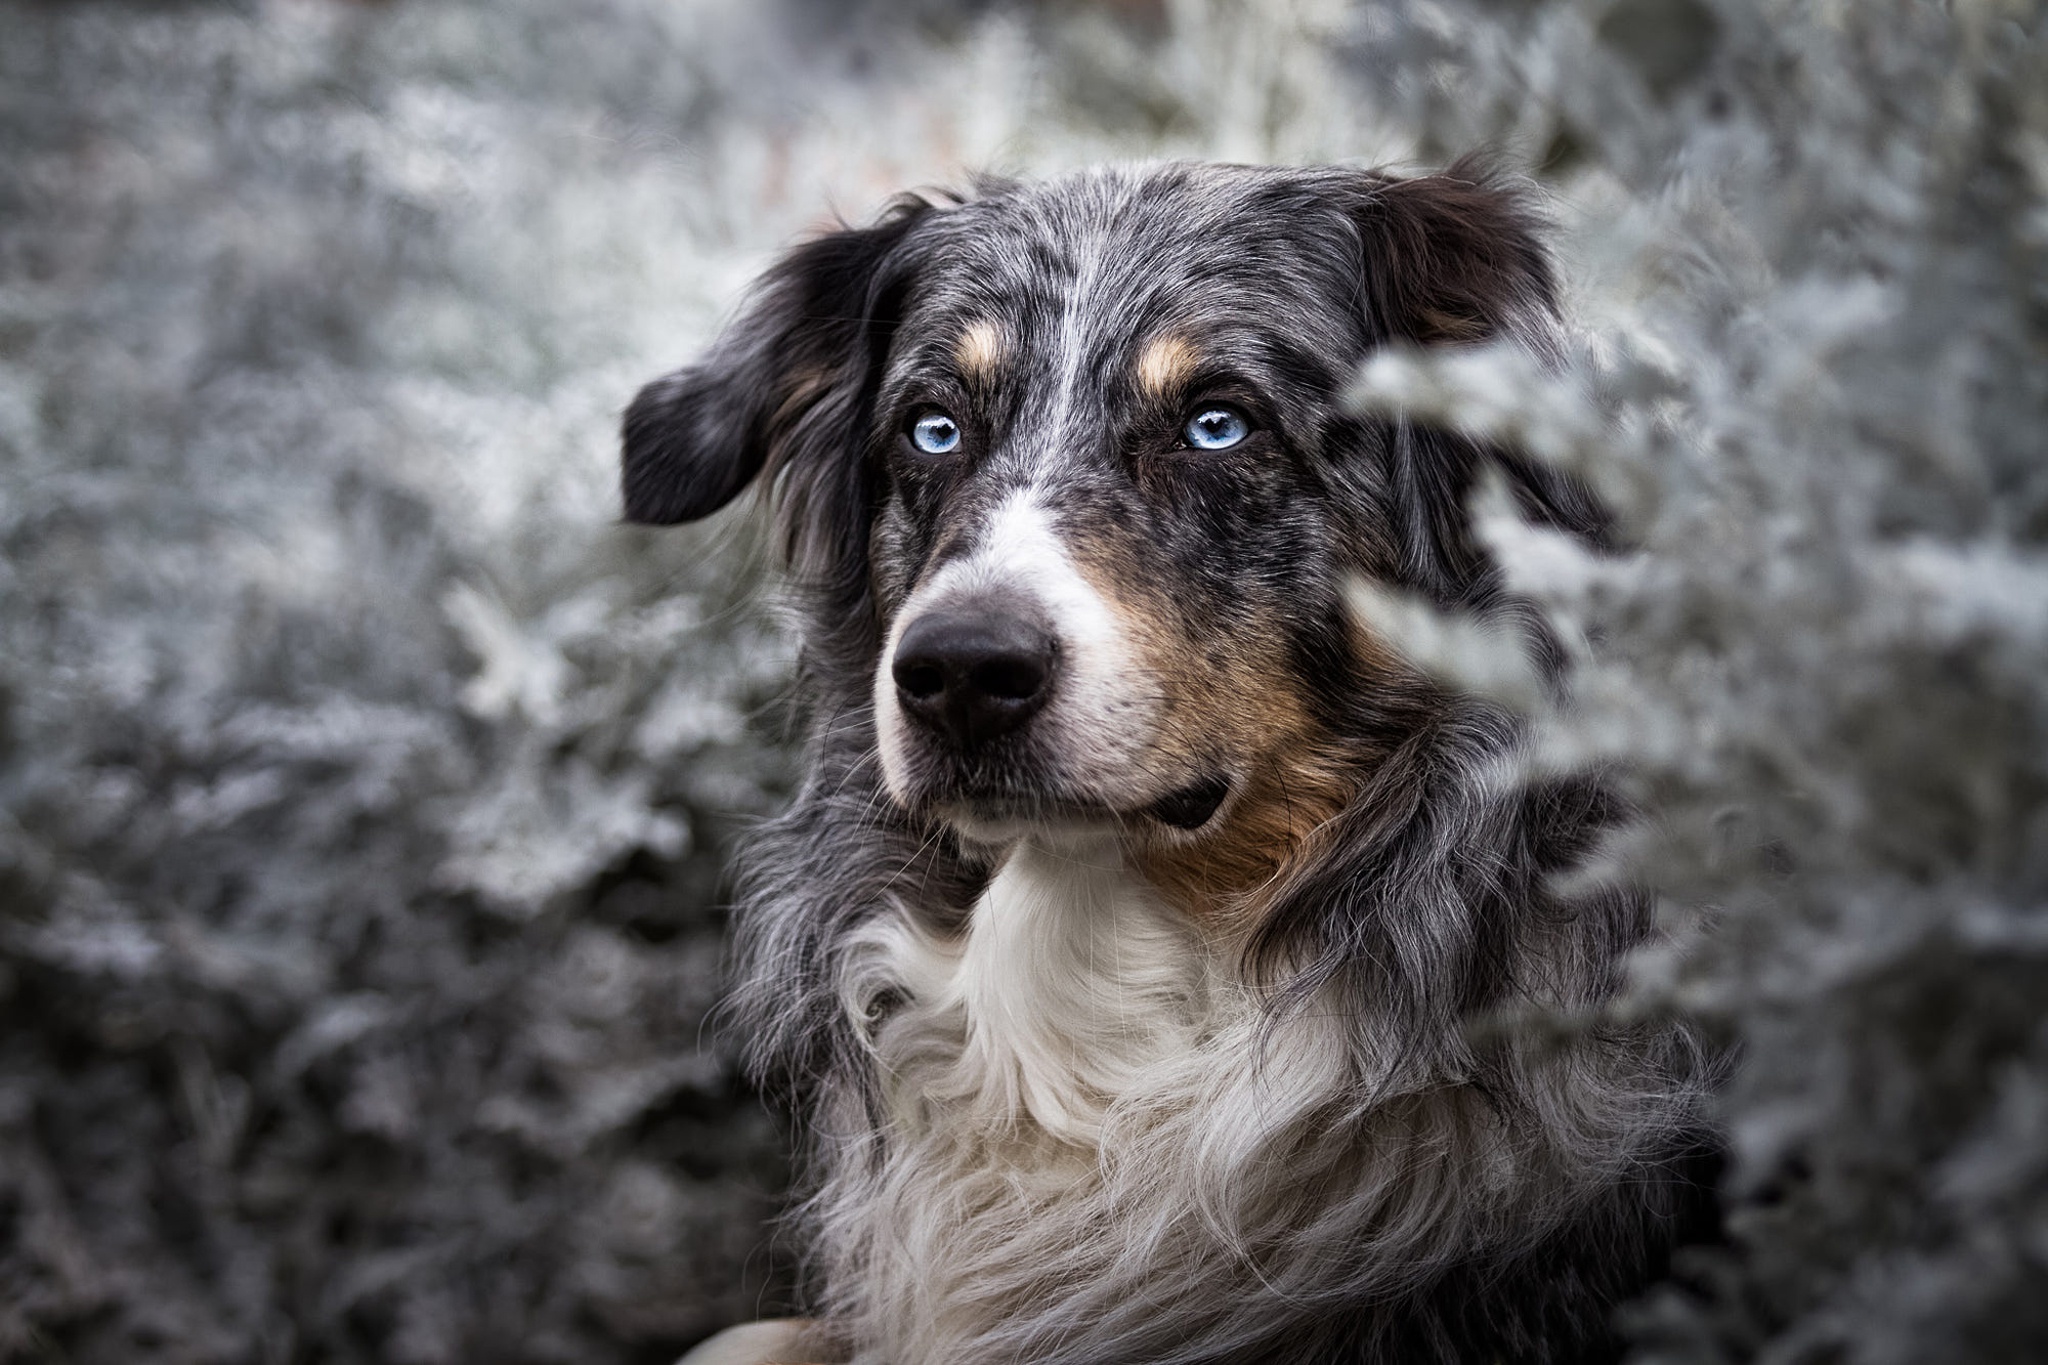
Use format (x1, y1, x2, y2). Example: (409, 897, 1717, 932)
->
(925, 773, 1234, 835)
(1143, 775, 1232, 831)
(929, 792, 1118, 826)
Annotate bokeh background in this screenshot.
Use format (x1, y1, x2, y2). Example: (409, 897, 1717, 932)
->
(3, 1, 2044, 1362)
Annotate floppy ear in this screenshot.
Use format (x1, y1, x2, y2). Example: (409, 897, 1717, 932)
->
(1344, 162, 1607, 599)
(620, 198, 933, 530)
(1349, 156, 1557, 348)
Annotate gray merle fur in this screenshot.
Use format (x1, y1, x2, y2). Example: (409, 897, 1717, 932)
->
(624, 160, 1720, 1365)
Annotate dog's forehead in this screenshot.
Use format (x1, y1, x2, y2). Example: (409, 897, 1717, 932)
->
(901, 166, 1344, 358)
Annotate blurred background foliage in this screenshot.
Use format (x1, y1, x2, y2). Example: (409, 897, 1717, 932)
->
(1, 1, 2043, 1362)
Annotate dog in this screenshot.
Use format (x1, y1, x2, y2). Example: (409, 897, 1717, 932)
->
(625, 161, 1719, 1365)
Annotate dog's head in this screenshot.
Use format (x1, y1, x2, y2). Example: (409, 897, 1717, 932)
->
(625, 162, 1590, 917)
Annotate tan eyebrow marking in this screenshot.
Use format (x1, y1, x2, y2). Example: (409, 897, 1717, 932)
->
(953, 319, 1005, 383)
(1135, 333, 1200, 398)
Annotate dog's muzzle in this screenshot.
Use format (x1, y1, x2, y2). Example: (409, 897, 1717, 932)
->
(891, 606, 1057, 751)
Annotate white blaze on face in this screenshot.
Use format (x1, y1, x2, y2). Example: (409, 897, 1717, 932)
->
(875, 488, 1154, 818)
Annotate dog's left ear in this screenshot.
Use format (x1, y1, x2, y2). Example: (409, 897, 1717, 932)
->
(621, 198, 934, 530)
(1344, 162, 1614, 590)
(1346, 157, 1557, 348)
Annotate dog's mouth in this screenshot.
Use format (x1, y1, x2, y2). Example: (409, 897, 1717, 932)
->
(928, 771, 1235, 843)
(1144, 775, 1232, 831)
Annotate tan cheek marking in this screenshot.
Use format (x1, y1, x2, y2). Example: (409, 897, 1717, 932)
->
(1136, 673, 1361, 936)
(1135, 333, 1199, 400)
(1136, 615, 1436, 935)
(1058, 527, 1359, 929)
(953, 320, 1004, 385)
(1145, 618, 1458, 936)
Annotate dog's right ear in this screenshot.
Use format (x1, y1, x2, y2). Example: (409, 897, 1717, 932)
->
(621, 199, 934, 527)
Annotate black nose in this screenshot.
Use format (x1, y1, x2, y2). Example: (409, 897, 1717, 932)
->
(892, 610, 1056, 750)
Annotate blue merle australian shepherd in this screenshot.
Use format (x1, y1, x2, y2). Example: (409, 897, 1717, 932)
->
(625, 162, 1719, 1365)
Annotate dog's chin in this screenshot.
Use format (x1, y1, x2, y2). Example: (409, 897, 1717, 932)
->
(912, 774, 1236, 852)
(939, 805, 1112, 852)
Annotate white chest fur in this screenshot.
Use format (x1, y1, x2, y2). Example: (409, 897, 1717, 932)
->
(850, 836, 1215, 1149)
(827, 841, 1381, 1364)
(820, 834, 1523, 1365)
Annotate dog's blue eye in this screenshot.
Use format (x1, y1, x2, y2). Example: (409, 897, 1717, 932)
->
(1183, 406, 1249, 450)
(911, 411, 961, 455)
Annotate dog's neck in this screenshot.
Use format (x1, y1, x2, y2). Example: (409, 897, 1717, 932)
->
(878, 834, 1217, 1148)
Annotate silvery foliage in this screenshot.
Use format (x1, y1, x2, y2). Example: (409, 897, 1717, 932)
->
(0, 4, 810, 1361)
(1345, 2, 2048, 1361)
(2, 0, 2044, 1362)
